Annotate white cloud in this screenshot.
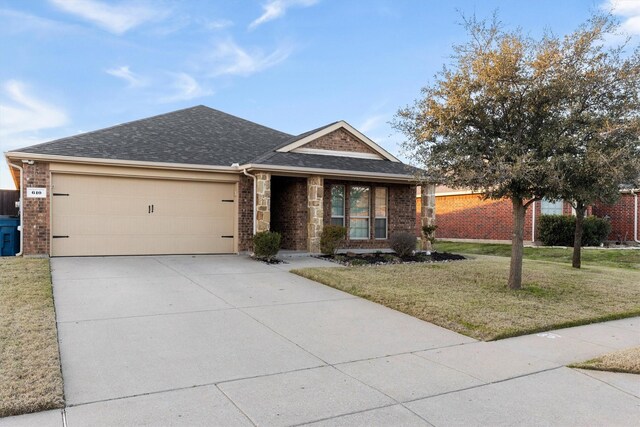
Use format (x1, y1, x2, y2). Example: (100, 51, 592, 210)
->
(106, 65, 146, 87)
(208, 39, 292, 77)
(161, 73, 212, 102)
(604, 0, 640, 35)
(358, 114, 387, 134)
(0, 80, 68, 189)
(48, 0, 167, 34)
(205, 19, 234, 31)
(249, 0, 318, 29)
(0, 80, 68, 138)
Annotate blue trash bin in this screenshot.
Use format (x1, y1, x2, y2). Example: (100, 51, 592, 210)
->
(0, 215, 20, 256)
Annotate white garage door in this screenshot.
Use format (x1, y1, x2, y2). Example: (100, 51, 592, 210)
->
(51, 174, 236, 256)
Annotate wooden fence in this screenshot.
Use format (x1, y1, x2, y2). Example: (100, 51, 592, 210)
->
(0, 190, 19, 216)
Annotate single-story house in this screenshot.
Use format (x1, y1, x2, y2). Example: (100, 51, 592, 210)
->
(5, 105, 431, 257)
(416, 186, 639, 244)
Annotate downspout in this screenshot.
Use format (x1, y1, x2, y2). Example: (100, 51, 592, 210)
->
(8, 162, 23, 256)
(531, 200, 536, 243)
(242, 168, 257, 235)
(633, 190, 640, 244)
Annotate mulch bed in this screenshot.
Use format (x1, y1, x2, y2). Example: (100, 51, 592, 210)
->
(316, 251, 465, 266)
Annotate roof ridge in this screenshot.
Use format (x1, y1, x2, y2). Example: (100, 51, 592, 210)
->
(15, 105, 293, 152)
(15, 105, 208, 152)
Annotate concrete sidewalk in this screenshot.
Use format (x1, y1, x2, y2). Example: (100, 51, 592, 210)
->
(1, 255, 638, 426)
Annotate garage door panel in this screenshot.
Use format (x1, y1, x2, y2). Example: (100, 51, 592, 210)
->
(51, 174, 237, 256)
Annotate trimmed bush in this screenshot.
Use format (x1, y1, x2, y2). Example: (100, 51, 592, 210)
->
(583, 216, 612, 246)
(538, 215, 611, 247)
(390, 232, 417, 258)
(320, 225, 347, 255)
(253, 231, 281, 259)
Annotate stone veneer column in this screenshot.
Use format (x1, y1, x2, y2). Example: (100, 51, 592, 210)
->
(255, 172, 271, 233)
(421, 184, 436, 250)
(307, 176, 324, 253)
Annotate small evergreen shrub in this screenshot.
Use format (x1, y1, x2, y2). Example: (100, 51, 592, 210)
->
(253, 231, 281, 259)
(538, 215, 611, 246)
(320, 225, 347, 255)
(390, 232, 417, 258)
(582, 216, 612, 246)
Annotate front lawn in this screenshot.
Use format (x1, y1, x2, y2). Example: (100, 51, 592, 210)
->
(292, 256, 640, 341)
(434, 241, 640, 270)
(0, 257, 64, 418)
(570, 347, 640, 374)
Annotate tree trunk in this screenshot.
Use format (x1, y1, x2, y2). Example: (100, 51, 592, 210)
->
(572, 204, 586, 269)
(508, 197, 526, 290)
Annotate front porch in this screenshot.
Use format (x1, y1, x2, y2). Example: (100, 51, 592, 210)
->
(252, 173, 427, 254)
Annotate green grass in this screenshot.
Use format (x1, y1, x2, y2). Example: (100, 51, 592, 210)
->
(293, 256, 640, 341)
(0, 257, 64, 418)
(434, 241, 640, 270)
(570, 347, 640, 374)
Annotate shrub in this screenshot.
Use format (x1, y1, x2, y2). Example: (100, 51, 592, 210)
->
(253, 231, 281, 259)
(538, 215, 574, 246)
(390, 232, 417, 258)
(582, 216, 612, 246)
(538, 215, 611, 247)
(320, 225, 347, 255)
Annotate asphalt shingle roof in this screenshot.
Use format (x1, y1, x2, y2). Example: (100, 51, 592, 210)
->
(12, 105, 416, 177)
(256, 152, 418, 176)
(14, 105, 293, 166)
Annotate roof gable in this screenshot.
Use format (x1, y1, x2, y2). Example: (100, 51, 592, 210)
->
(275, 121, 400, 162)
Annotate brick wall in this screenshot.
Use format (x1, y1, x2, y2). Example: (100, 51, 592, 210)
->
(324, 179, 416, 249)
(303, 129, 378, 154)
(238, 175, 254, 251)
(271, 176, 308, 250)
(593, 194, 638, 243)
(22, 162, 50, 256)
(430, 194, 605, 242)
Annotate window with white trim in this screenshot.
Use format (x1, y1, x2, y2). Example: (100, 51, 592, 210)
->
(349, 186, 370, 239)
(374, 187, 387, 239)
(541, 198, 563, 215)
(330, 185, 345, 226)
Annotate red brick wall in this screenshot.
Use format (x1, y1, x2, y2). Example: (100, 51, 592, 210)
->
(324, 180, 416, 249)
(22, 162, 50, 256)
(271, 176, 308, 250)
(303, 129, 378, 154)
(428, 194, 608, 242)
(238, 175, 254, 252)
(593, 194, 638, 242)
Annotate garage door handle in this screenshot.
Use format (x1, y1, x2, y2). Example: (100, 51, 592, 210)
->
(148, 205, 151, 213)
(151, 204, 154, 213)
(221, 235, 234, 238)
(53, 235, 69, 239)
(221, 199, 234, 203)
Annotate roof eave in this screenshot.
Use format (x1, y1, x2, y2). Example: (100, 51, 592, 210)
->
(4, 152, 240, 173)
(243, 163, 416, 182)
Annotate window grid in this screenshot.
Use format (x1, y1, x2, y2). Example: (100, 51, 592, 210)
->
(331, 185, 345, 227)
(349, 186, 370, 240)
(375, 187, 387, 239)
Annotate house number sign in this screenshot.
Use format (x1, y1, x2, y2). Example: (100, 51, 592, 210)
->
(26, 187, 47, 198)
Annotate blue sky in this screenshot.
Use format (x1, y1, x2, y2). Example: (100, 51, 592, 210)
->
(1, 0, 638, 188)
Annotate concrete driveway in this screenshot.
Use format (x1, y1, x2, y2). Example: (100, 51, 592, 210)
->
(2, 255, 638, 426)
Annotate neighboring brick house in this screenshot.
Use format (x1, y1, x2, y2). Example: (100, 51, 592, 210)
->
(416, 186, 639, 244)
(5, 105, 429, 257)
